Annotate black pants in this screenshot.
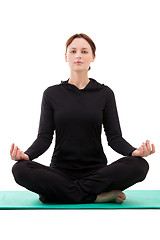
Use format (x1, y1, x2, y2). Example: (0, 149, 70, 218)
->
(12, 156, 149, 204)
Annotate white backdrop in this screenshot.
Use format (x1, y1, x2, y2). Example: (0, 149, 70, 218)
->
(1, 0, 159, 191)
(0, 0, 160, 239)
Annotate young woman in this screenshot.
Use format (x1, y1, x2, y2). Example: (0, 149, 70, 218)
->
(10, 33, 155, 204)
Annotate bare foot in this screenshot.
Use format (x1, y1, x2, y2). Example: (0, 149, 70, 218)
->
(95, 190, 126, 204)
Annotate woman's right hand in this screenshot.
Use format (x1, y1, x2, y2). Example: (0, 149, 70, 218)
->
(10, 143, 29, 161)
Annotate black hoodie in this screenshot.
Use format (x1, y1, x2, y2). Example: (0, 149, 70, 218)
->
(24, 78, 136, 170)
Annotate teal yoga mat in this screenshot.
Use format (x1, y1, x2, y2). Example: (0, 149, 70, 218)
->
(0, 190, 160, 209)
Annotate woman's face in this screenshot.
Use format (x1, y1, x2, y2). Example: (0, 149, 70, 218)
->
(65, 38, 95, 72)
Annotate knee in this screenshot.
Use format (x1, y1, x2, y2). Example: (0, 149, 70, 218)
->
(12, 160, 29, 184)
(132, 156, 149, 181)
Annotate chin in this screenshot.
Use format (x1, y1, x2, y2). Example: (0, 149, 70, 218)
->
(72, 67, 88, 72)
(73, 69, 87, 73)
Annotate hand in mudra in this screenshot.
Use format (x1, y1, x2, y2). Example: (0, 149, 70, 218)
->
(10, 143, 29, 161)
(132, 140, 155, 157)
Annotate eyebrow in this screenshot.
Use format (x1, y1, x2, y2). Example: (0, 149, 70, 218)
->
(70, 47, 88, 50)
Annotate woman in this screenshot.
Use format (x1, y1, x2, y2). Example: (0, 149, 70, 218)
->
(10, 33, 155, 204)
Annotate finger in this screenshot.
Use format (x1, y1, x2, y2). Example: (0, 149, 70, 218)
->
(141, 143, 146, 153)
(144, 142, 153, 156)
(15, 149, 23, 161)
(142, 143, 149, 156)
(16, 149, 21, 160)
(19, 151, 22, 159)
(12, 146, 18, 159)
(10, 143, 15, 157)
(146, 140, 151, 152)
(137, 146, 144, 156)
(143, 142, 148, 151)
(151, 144, 156, 154)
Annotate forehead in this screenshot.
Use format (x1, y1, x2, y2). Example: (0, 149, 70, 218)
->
(68, 38, 91, 49)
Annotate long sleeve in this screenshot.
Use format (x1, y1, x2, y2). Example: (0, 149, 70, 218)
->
(24, 78, 136, 169)
(24, 88, 55, 160)
(103, 88, 136, 156)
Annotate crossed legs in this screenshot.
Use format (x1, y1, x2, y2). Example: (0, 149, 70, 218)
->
(12, 156, 149, 204)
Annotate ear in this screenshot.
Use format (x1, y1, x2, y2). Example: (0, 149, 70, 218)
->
(65, 52, 68, 62)
(91, 55, 95, 62)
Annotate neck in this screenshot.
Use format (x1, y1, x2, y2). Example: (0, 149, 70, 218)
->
(68, 71, 90, 87)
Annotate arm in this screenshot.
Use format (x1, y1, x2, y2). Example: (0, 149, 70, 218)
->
(102, 88, 136, 156)
(24, 88, 55, 160)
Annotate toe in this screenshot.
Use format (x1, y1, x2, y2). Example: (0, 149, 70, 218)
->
(115, 197, 124, 204)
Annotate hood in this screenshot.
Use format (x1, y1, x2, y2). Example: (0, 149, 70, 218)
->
(61, 78, 105, 93)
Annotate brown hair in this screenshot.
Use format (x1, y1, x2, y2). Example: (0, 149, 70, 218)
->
(65, 33, 96, 71)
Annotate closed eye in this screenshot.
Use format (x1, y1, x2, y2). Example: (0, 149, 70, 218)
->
(70, 50, 88, 54)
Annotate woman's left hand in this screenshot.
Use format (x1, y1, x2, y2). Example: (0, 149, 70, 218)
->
(132, 140, 155, 157)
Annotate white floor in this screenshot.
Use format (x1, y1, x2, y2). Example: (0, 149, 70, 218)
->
(0, 210, 159, 240)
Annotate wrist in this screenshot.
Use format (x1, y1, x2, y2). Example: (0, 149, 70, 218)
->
(131, 150, 136, 156)
(25, 154, 30, 160)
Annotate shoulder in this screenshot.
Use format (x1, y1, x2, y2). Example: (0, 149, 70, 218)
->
(91, 78, 115, 94)
(104, 85, 114, 94)
(43, 83, 61, 96)
(101, 83, 115, 99)
(99, 83, 116, 104)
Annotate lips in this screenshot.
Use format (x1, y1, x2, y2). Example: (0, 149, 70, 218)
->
(75, 61, 83, 64)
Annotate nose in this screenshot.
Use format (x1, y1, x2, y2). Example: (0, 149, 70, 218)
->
(76, 52, 82, 59)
